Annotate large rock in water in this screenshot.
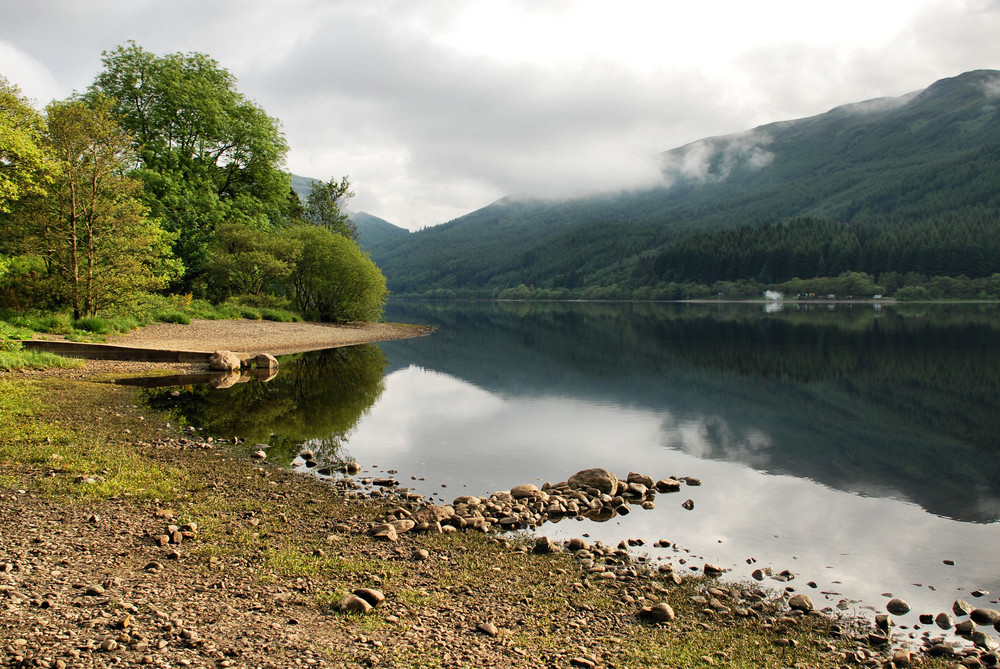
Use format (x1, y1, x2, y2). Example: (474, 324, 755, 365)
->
(209, 350, 242, 371)
(567, 468, 618, 495)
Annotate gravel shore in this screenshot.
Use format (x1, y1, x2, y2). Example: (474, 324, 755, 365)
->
(106, 319, 433, 356)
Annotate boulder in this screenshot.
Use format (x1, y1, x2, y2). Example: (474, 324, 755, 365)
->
(655, 478, 682, 492)
(971, 608, 1000, 626)
(626, 472, 654, 488)
(335, 594, 372, 615)
(935, 612, 954, 629)
(510, 484, 541, 499)
(788, 594, 814, 612)
(353, 588, 385, 608)
(411, 504, 454, 525)
(209, 350, 242, 371)
(255, 353, 279, 370)
(649, 602, 675, 622)
(568, 468, 618, 495)
(886, 598, 910, 616)
(533, 536, 557, 554)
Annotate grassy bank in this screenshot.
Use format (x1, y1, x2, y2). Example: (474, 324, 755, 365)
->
(0, 373, 952, 668)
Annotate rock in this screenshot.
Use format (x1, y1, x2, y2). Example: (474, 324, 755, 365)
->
(655, 478, 682, 492)
(928, 643, 955, 657)
(85, 584, 105, 596)
(892, 649, 914, 667)
(974, 631, 1000, 651)
(251, 450, 267, 460)
(353, 588, 385, 608)
(412, 549, 430, 561)
(335, 594, 373, 615)
(626, 472, 654, 488)
(208, 350, 242, 371)
(254, 353, 279, 370)
(567, 468, 618, 495)
(703, 564, 725, 576)
(390, 519, 416, 534)
(955, 599, 974, 617)
(956, 619, 977, 635)
(684, 477, 702, 486)
(626, 482, 648, 497)
(788, 594, 814, 612)
(570, 657, 596, 669)
(533, 536, 557, 554)
(567, 537, 590, 551)
(510, 484, 540, 499)
(681, 499, 695, 510)
(475, 622, 499, 637)
(887, 598, 911, 615)
(649, 602, 676, 622)
(411, 504, 454, 525)
(936, 612, 954, 629)
(875, 614, 893, 632)
(345, 462, 361, 475)
(368, 524, 398, 542)
(971, 608, 1000, 626)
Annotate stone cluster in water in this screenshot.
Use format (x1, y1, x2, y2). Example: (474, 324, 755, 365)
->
(355, 467, 701, 539)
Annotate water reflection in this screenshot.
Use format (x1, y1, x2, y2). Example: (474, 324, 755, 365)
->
(142, 345, 388, 464)
(377, 301, 1000, 523)
(139, 300, 1000, 626)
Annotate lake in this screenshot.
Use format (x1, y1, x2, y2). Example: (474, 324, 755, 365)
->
(141, 300, 1000, 635)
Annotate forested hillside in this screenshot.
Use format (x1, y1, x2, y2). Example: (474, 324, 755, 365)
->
(368, 70, 1000, 300)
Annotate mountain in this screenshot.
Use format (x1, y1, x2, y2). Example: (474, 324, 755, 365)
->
(366, 70, 1000, 296)
(350, 211, 410, 251)
(289, 173, 317, 201)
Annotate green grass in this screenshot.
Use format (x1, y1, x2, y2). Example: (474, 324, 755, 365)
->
(0, 348, 85, 371)
(0, 378, 186, 500)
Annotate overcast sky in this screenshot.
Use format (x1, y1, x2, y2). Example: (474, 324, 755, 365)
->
(3, 0, 999, 229)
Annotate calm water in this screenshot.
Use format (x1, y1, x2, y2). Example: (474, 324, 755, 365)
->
(143, 301, 1000, 630)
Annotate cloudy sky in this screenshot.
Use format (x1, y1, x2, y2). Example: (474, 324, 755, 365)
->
(3, 0, 999, 229)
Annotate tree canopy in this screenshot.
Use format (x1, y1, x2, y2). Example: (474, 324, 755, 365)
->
(0, 77, 54, 213)
(87, 41, 292, 291)
(10, 96, 181, 317)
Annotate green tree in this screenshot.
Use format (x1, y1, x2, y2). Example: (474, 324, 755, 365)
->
(17, 96, 181, 318)
(0, 76, 54, 213)
(304, 175, 357, 240)
(88, 42, 291, 292)
(207, 221, 300, 299)
(281, 225, 387, 322)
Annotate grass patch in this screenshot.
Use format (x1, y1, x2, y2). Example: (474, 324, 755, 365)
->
(0, 378, 186, 500)
(0, 348, 85, 371)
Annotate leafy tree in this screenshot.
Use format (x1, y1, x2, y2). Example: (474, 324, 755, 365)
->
(207, 221, 300, 300)
(304, 175, 357, 240)
(87, 42, 291, 292)
(0, 76, 54, 213)
(15, 96, 180, 318)
(281, 224, 387, 322)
